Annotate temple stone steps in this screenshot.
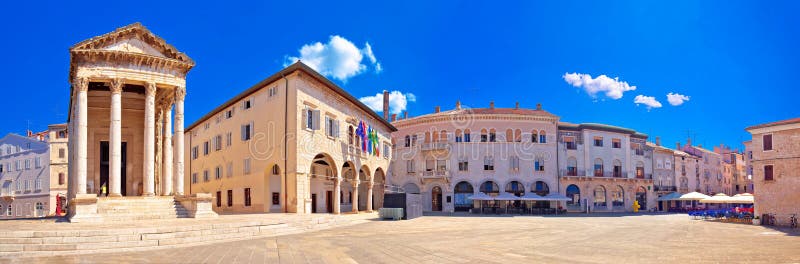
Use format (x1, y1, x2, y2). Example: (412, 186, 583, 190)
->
(0, 213, 376, 258)
(96, 197, 191, 221)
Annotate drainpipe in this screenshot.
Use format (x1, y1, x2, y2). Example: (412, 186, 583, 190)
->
(282, 73, 289, 213)
(188, 130, 192, 195)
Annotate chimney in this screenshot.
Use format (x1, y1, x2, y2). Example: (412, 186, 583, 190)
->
(456, 100, 461, 110)
(698, 144, 703, 148)
(489, 101, 495, 109)
(382, 90, 389, 120)
(403, 111, 408, 119)
(687, 137, 692, 147)
(676, 142, 681, 150)
(515, 102, 520, 109)
(434, 106, 441, 113)
(26, 130, 32, 137)
(656, 136, 661, 146)
(536, 103, 542, 110)
(391, 114, 397, 122)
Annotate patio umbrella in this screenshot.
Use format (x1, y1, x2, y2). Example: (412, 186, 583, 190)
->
(519, 192, 544, 201)
(678, 192, 711, 201)
(700, 193, 732, 204)
(495, 192, 521, 201)
(468, 192, 494, 200)
(729, 193, 754, 204)
(543, 193, 572, 201)
(657, 192, 682, 201)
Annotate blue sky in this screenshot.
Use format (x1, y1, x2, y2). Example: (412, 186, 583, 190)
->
(1, 1, 798, 151)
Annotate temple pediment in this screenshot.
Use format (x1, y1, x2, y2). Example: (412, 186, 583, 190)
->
(70, 22, 194, 65)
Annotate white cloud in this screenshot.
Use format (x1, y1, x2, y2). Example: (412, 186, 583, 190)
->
(666, 92, 690, 106)
(285, 35, 381, 82)
(359, 90, 416, 115)
(633, 95, 663, 110)
(563, 72, 637, 100)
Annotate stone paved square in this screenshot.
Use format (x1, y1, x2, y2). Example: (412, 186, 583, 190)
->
(18, 214, 800, 264)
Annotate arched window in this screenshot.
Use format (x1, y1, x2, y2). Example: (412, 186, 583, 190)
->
(514, 129, 522, 142)
(505, 181, 525, 196)
(611, 186, 624, 207)
(594, 158, 604, 177)
(431, 131, 438, 143)
(454, 181, 474, 211)
(506, 129, 513, 142)
(425, 132, 431, 143)
(533, 181, 550, 196)
(566, 184, 580, 206)
(539, 130, 547, 143)
(489, 129, 497, 142)
(464, 129, 471, 142)
(6, 204, 11, 216)
(455, 129, 463, 142)
(613, 159, 622, 177)
(480, 181, 499, 195)
(636, 161, 645, 179)
(404, 135, 411, 147)
(403, 183, 420, 194)
(532, 130, 538, 143)
(594, 186, 607, 207)
(440, 130, 447, 142)
(271, 164, 280, 175)
(58, 173, 65, 185)
(567, 157, 578, 176)
(480, 129, 488, 142)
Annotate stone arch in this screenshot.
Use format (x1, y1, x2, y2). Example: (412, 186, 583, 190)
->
(309, 153, 338, 214)
(356, 165, 371, 211)
(372, 167, 386, 210)
(453, 181, 474, 212)
(566, 184, 581, 208)
(265, 163, 284, 213)
(593, 185, 607, 208)
(402, 182, 420, 194)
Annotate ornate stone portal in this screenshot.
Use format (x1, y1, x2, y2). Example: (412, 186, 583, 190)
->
(66, 23, 215, 222)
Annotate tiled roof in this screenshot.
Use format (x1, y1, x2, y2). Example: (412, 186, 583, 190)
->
(407, 107, 557, 120)
(745, 117, 800, 131)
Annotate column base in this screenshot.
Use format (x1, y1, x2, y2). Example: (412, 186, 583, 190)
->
(68, 194, 103, 223)
(107, 193, 122, 197)
(175, 193, 219, 219)
(143, 193, 155, 197)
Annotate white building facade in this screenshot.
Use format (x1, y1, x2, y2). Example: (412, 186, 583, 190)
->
(0, 134, 50, 218)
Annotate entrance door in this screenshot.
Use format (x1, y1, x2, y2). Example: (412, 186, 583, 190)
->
(311, 193, 317, 213)
(326, 191, 333, 213)
(431, 186, 442, 211)
(636, 187, 647, 211)
(100, 141, 127, 196)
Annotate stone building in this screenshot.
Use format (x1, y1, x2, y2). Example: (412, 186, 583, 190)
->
(681, 140, 724, 195)
(714, 144, 751, 194)
(557, 123, 655, 212)
(0, 134, 50, 218)
(185, 62, 394, 214)
(673, 146, 701, 194)
(389, 102, 559, 213)
(648, 138, 676, 210)
(46, 124, 69, 216)
(746, 117, 800, 225)
(66, 23, 213, 222)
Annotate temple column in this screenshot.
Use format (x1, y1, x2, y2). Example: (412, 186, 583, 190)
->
(366, 182, 374, 212)
(108, 79, 123, 197)
(143, 82, 156, 196)
(162, 104, 173, 195)
(155, 107, 163, 195)
(174, 87, 186, 196)
(333, 177, 341, 214)
(75, 77, 88, 195)
(352, 180, 360, 213)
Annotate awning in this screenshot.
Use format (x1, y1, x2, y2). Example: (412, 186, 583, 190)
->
(657, 192, 683, 201)
(494, 192, 521, 201)
(729, 193, 754, 204)
(543, 193, 572, 201)
(519, 192, 545, 201)
(678, 192, 711, 201)
(468, 192, 494, 201)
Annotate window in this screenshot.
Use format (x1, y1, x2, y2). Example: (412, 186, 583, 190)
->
(214, 135, 222, 151)
(633, 143, 644, 156)
(244, 188, 252, 207)
(411, 135, 418, 146)
(325, 116, 339, 138)
(271, 165, 280, 175)
(58, 148, 65, 158)
(455, 129, 463, 142)
(203, 141, 209, 156)
(227, 190, 233, 207)
(226, 132, 232, 147)
(534, 156, 544, 171)
(764, 165, 773, 181)
(216, 191, 222, 207)
(480, 129, 488, 142)
(243, 158, 252, 174)
(204, 123, 210, 130)
(35, 179, 41, 190)
(404, 135, 411, 147)
(532, 130, 538, 143)
(612, 138, 621, 148)
(464, 129, 471, 142)
(203, 170, 210, 182)
(636, 162, 645, 179)
(594, 186, 606, 207)
(763, 134, 772, 151)
(564, 136, 577, 150)
(539, 130, 546, 143)
(58, 173, 65, 185)
(192, 173, 198, 184)
(58, 131, 66, 138)
(24, 180, 30, 191)
(567, 157, 578, 176)
(657, 159, 663, 169)
(489, 129, 497, 142)
(225, 109, 234, 119)
(241, 122, 254, 141)
(25, 159, 30, 170)
(406, 160, 415, 173)
(594, 137, 603, 147)
(383, 144, 390, 159)
(613, 160, 622, 177)
(458, 160, 469, 171)
(0, 164, 3, 173)
(484, 156, 494, 171)
(227, 162, 233, 178)
(272, 192, 280, 205)
(268, 86, 279, 97)
(509, 156, 520, 171)
(303, 107, 320, 130)
(35, 157, 41, 168)
(242, 99, 252, 110)
(15, 160, 20, 171)
(594, 159, 604, 176)
(425, 159, 434, 171)
(665, 160, 672, 169)
(6, 204, 11, 216)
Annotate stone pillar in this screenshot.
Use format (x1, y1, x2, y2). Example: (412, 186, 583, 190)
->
(333, 177, 341, 214)
(143, 82, 156, 196)
(351, 180, 360, 213)
(108, 79, 123, 197)
(366, 182, 374, 212)
(155, 107, 163, 195)
(163, 104, 173, 196)
(174, 87, 186, 196)
(76, 77, 88, 195)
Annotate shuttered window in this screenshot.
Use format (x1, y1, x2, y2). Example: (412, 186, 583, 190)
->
(763, 134, 772, 151)
(764, 165, 774, 181)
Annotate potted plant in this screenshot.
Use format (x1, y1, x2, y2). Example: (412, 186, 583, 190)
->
(752, 216, 760, 225)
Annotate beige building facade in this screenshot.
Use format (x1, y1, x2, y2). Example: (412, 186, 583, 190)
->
(186, 62, 395, 214)
(746, 117, 800, 225)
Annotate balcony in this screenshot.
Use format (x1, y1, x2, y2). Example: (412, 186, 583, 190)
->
(654, 186, 677, 192)
(421, 142, 450, 151)
(559, 169, 585, 177)
(421, 170, 450, 181)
